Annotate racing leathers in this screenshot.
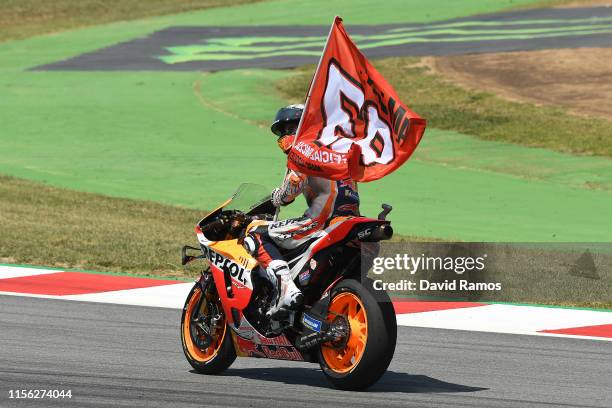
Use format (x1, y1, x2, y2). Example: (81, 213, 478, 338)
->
(242, 170, 360, 316)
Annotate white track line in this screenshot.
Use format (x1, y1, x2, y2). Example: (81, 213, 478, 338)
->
(64, 282, 194, 309)
(0, 265, 62, 279)
(396, 304, 612, 340)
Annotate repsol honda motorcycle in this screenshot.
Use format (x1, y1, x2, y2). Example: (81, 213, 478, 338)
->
(180, 183, 396, 390)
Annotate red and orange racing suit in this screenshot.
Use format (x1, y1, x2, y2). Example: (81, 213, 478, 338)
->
(244, 170, 360, 269)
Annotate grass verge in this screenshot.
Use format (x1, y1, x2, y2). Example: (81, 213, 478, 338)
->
(0, 175, 204, 279)
(0, 0, 262, 42)
(277, 58, 612, 157)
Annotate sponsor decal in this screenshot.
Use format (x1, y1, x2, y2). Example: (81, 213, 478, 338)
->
(337, 203, 359, 214)
(273, 220, 319, 240)
(287, 150, 323, 173)
(201, 246, 249, 285)
(338, 179, 356, 189)
(233, 335, 266, 358)
(254, 335, 292, 347)
(299, 270, 311, 285)
(271, 218, 301, 228)
(235, 324, 256, 340)
(293, 141, 347, 165)
(302, 313, 323, 333)
(233, 320, 293, 346)
(344, 189, 359, 199)
(357, 227, 372, 240)
(255, 345, 304, 361)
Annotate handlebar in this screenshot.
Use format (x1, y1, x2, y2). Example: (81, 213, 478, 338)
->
(200, 211, 253, 238)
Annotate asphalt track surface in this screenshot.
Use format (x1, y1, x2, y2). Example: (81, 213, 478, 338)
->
(35, 7, 612, 72)
(1, 295, 610, 408)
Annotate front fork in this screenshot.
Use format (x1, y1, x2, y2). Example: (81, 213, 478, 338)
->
(193, 271, 213, 315)
(190, 272, 221, 349)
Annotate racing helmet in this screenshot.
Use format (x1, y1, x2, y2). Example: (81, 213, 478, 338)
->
(271, 104, 304, 137)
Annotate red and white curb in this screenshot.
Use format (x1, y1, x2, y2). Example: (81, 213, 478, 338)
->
(0, 265, 193, 309)
(1, 265, 610, 341)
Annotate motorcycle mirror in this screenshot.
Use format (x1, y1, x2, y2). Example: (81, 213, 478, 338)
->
(181, 245, 203, 265)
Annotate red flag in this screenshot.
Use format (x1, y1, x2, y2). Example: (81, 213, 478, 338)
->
(287, 17, 426, 182)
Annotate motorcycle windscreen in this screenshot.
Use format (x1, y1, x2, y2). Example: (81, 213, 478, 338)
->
(225, 183, 274, 216)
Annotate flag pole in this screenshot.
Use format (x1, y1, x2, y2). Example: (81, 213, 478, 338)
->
(273, 16, 340, 221)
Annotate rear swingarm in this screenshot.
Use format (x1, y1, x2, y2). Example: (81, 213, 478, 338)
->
(295, 309, 350, 351)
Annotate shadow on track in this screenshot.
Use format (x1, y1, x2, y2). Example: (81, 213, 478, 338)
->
(197, 367, 488, 393)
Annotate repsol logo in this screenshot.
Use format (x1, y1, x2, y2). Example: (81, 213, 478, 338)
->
(202, 246, 248, 285)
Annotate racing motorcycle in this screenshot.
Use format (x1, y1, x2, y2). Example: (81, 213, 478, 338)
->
(180, 183, 396, 390)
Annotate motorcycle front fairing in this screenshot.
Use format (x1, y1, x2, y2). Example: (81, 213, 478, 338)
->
(194, 184, 272, 328)
(190, 184, 313, 361)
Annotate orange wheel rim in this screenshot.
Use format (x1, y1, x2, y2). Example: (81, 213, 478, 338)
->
(182, 288, 226, 362)
(321, 292, 368, 373)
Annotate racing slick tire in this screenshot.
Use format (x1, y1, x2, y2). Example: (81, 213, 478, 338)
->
(318, 278, 397, 390)
(181, 284, 236, 374)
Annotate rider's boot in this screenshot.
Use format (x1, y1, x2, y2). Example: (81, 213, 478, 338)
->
(265, 260, 303, 318)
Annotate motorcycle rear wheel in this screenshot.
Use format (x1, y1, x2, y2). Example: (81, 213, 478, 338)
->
(181, 284, 236, 374)
(318, 278, 397, 390)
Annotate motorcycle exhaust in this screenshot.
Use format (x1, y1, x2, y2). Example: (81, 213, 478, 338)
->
(296, 331, 336, 350)
(358, 224, 393, 242)
(371, 224, 393, 241)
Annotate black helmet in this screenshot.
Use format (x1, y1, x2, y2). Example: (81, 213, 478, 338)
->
(271, 104, 304, 137)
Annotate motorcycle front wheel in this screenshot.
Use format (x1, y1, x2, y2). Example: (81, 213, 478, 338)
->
(318, 278, 397, 390)
(180, 283, 236, 374)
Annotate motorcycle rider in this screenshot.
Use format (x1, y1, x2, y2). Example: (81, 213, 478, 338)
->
(242, 104, 360, 317)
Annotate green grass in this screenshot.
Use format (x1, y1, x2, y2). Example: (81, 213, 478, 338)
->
(0, 175, 203, 279)
(278, 58, 612, 157)
(0, 0, 263, 42)
(2, 67, 612, 242)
